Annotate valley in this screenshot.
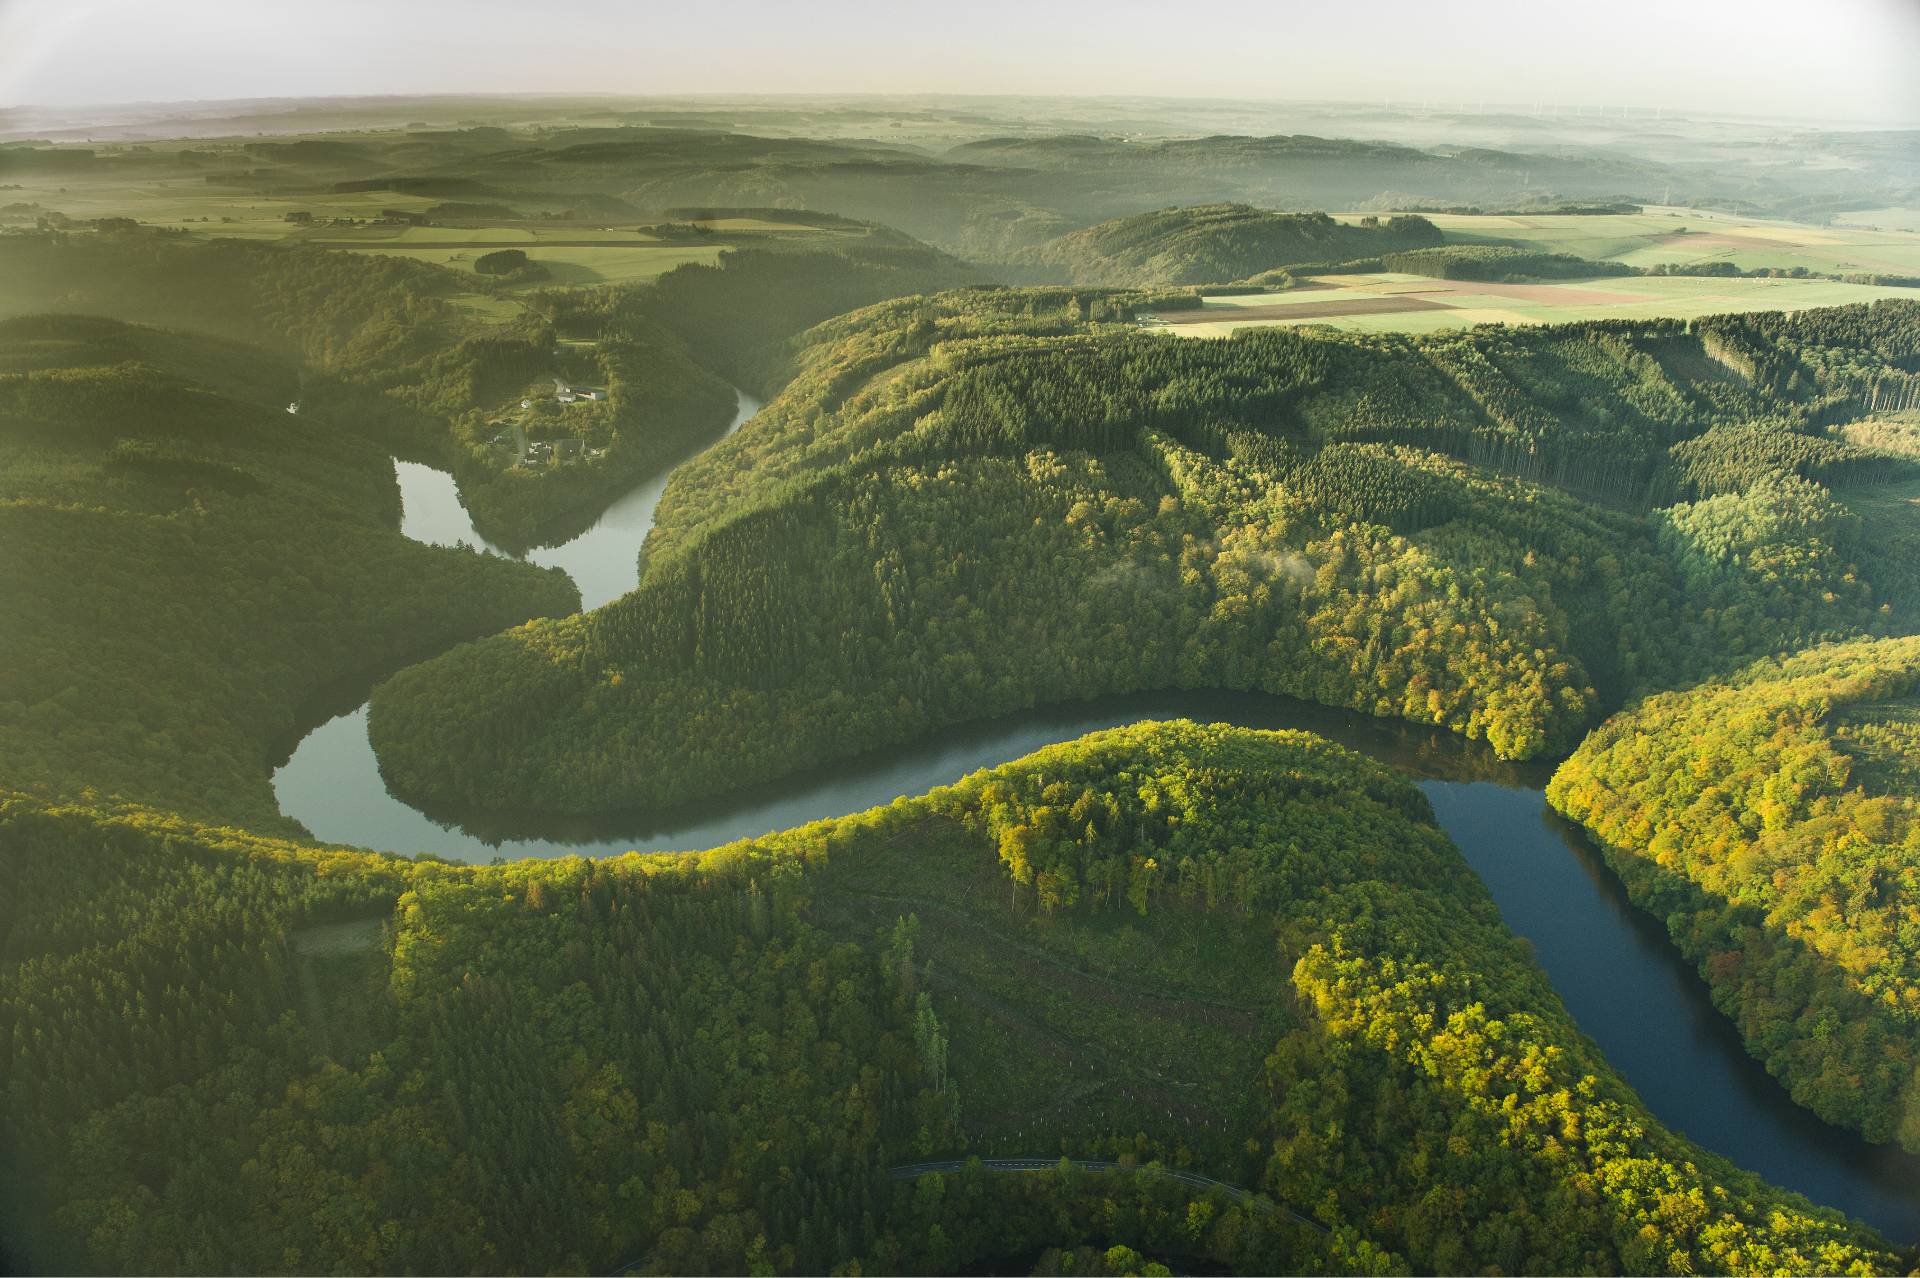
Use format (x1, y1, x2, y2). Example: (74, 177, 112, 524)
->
(5, 76, 1920, 1277)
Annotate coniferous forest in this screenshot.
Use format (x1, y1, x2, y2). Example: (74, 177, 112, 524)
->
(5, 43, 1920, 1278)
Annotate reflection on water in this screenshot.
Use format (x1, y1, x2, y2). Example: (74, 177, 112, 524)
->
(392, 390, 763, 613)
(283, 688, 1498, 860)
(276, 686, 1920, 1237)
(1423, 781, 1920, 1241)
(279, 393, 1920, 1242)
(394, 460, 510, 556)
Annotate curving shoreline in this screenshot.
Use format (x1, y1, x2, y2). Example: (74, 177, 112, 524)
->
(271, 387, 1920, 1242)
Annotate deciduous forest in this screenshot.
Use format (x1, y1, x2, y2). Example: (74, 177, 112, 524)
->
(5, 74, 1920, 1278)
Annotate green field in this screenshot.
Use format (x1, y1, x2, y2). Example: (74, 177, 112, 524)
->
(340, 241, 729, 286)
(0, 172, 448, 238)
(1363, 205, 1920, 276)
(1832, 206, 1920, 233)
(1151, 271, 1920, 337)
(0, 163, 849, 291)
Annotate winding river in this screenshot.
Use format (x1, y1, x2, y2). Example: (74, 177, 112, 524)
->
(275, 389, 1920, 1242)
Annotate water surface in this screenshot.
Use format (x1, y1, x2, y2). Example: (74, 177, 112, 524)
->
(276, 396, 1920, 1242)
(391, 389, 762, 612)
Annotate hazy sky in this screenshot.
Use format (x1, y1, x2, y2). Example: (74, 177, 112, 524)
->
(2, 0, 1916, 124)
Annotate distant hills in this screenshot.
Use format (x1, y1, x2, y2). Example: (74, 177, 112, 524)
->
(1011, 203, 1442, 285)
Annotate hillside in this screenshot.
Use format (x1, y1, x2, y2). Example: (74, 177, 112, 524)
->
(4, 122, 1872, 264)
(1549, 635, 1920, 1153)
(368, 292, 1920, 819)
(0, 313, 576, 831)
(1011, 204, 1442, 286)
(0, 229, 971, 547)
(8, 94, 1920, 1278)
(2, 723, 1900, 1273)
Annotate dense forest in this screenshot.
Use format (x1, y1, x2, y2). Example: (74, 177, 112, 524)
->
(7, 106, 1920, 1274)
(2, 724, 1901, 1273)
(370, 291, 1920, 818)
(1548, 636, 1920, 1153)
(0, 313, 576, 831)
(0, 227, 972, 547)
(1008, 205, 1442, 286)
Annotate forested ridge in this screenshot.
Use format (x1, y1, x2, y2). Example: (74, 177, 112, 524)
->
(1009, 205, 1443, 286)
(1549, 636, 1920, 1153)
(0, 313, 576, 831)
(10, 114, 1909, 256)
(2, 724, 1902, 1274)
(0, 229, 973, 547)
(6, 153, 1920, 1276)
(370, 292, 1920, 817)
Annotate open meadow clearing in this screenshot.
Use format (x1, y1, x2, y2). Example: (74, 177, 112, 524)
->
(1150, 270, 1920, 336)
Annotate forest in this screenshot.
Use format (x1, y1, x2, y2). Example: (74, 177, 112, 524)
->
(1, 724, 1902, 1274)
(5, 90, 1920, 1275)
(1006, 205, 1442, 286)
(0, 123, 1815, 264)
(369, 291, 1920, 819)
(0, 226, 972, 547)
(1548, 636, 1920, 1153)
(0, 312, 576, 831)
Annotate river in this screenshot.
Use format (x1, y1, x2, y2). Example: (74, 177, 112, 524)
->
(274, 391, 1920, 1242)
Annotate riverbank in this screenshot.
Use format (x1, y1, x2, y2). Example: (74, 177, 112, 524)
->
(266, 379, 1920, 1243)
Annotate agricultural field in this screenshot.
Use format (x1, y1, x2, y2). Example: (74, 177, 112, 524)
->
(1386, 205, 1920, 276)
(1833, 206, 1920, 234)
(0, 152, 862, 290)
(337, 241, 729, 286)
(1148, 271, 1920, 336)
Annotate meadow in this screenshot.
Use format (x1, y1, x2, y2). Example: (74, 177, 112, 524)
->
(1401, 205, 1920, 276)
(1833, 207, 1920, 234)
(0, 157, 857, 290)
(1151, 271, 1920, 336)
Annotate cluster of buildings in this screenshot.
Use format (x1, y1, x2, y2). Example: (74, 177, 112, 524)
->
(554, 382, 607, 404)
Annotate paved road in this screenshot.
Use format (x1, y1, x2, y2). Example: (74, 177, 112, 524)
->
(886, 1158, 1330, 1235)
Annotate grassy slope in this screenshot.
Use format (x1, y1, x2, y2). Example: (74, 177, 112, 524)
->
(1409, 207, 1920, 277)
(1155, 274, 1920, 338)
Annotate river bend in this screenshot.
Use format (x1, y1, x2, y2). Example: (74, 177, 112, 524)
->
(273, 389, 1920, 1241)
